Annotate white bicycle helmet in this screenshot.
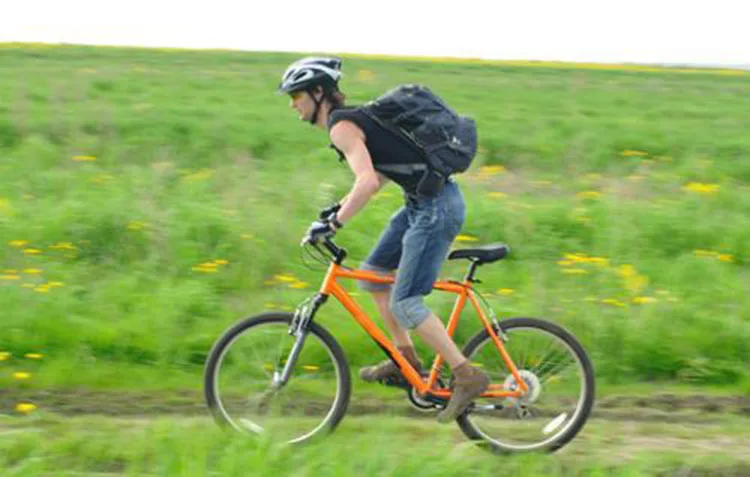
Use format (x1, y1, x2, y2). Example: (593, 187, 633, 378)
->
(278, 56, 343, 94)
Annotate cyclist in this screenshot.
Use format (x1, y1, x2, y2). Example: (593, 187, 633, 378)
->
(278, 56, 489, 422)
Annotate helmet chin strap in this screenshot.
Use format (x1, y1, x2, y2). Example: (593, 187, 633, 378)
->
(308, 88, 324, 126)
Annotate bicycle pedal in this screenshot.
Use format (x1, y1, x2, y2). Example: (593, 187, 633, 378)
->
(379, 372, 431, 390)
(379, 375, 410, 389)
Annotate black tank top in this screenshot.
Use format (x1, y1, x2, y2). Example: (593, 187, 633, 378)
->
(328, 107, 427, 195)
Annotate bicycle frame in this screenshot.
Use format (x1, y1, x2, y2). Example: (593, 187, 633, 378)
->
(318, 260, 529, 400)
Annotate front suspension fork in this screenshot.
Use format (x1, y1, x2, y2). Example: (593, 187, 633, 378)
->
(273, 293, 328, 388)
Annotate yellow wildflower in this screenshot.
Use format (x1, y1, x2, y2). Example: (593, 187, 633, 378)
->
(562, 268, 588, 275)
(264, 302, 278, 309)
(9, 240, 28, 248)
(181, 169, 215, 182)
(497, 288, 515, 296)
(23, 248, 42, 255)
(633, 296, 656, 305)
(127, 221, 148, 231)
(588, 257, 609, 267)
(478, 165, 505, 176)
(683, 182, 719, 194)
(563, 253, 588, 263)
(600, 298, 626, 307)
(1, 275, 21, 280)
(624, 274, 648, 295)
(621, 150, 648, 157)
(25, 353, 44, 359)
(487, 192, 506, 198)
(718, 254, 734, 263)
(357, 69, 376, 81)
(16, 403, 37, 414)
(13, 372, 31, 380)
(214, 259, 229, 265)
(576, 191, 601, 200)
(24, 268, 42, 274)
(274, 274, 296, 282)
(49, 242, 77, 251)
(455, 235, 479, 242)
(48, 281, 64, 288)
(34, 285, 50, 293)
(192, 265, 218, 273)
(302, 365, 320, 371)
(0, 351, 10, 360)
(617, 264, 637, 278)
(72, 155, 96, 162)
(693, 249, 716, 258)
(290, 281, 309, 289)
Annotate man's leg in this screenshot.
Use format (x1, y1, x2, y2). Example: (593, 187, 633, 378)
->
(413, 312, 464, 369)
(371, 290, 412, 348)
(359, 289, 424, 382)
(388, 182, 489, 422)
(356, 207, 423, 381)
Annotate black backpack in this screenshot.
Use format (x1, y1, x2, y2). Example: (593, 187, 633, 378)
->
(359, 84, 478, 178)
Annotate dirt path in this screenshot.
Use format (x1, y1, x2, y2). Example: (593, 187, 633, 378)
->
(3, 388, 750, 475)
(2, 388, 750, 421)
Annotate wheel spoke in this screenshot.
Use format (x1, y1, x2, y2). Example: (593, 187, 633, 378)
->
(205, 315, 350, 445)
(458, 318, 594, 453)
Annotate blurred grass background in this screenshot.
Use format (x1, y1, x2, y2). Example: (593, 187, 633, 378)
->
(0, 43, 748, 392)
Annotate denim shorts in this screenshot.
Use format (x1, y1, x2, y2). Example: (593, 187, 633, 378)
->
(358, 179, 466, 329)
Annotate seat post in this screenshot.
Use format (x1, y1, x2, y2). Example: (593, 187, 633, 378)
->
(465, 260, 481, 283)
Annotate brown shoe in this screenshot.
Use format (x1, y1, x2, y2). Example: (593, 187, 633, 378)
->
(359, 346, 423, 387)
(436, 361, 490, 423)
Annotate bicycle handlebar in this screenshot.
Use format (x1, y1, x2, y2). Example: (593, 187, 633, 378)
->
(302, 235, 348, 265)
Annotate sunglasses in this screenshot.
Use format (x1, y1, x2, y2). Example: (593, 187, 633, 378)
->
(289, 90, 306, 101)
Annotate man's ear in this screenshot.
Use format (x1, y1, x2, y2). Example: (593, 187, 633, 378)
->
(312, 86, 325, 101)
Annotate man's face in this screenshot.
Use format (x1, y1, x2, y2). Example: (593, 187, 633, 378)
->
(288, 88, 322, 122)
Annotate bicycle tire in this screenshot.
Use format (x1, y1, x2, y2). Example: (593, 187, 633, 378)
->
(203, 312, 351, 444)
(457, 317, 595, 453)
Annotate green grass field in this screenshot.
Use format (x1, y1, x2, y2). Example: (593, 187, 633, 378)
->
(2, 409, 750, 476)
(0, 43, 749, 475)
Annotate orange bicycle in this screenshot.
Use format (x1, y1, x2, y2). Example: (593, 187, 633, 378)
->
(204, 236, 595, 453)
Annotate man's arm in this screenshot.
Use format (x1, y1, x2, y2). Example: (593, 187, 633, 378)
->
(337, 173, 389, 208)
(328, 120, 381, 227)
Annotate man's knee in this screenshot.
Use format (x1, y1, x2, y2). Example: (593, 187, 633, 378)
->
(389, 295, 430, 329)
(357, 262, 393, 293)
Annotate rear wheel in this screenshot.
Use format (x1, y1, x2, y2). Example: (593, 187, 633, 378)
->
(204, 313, 351, 445)
(457, 317, 594, 453)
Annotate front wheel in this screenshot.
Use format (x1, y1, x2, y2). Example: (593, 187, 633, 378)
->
(204, 313, 351, 445)
(457, 317, 595, 453)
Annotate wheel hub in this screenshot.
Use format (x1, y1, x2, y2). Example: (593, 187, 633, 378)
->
(502, 370, 541, 404)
